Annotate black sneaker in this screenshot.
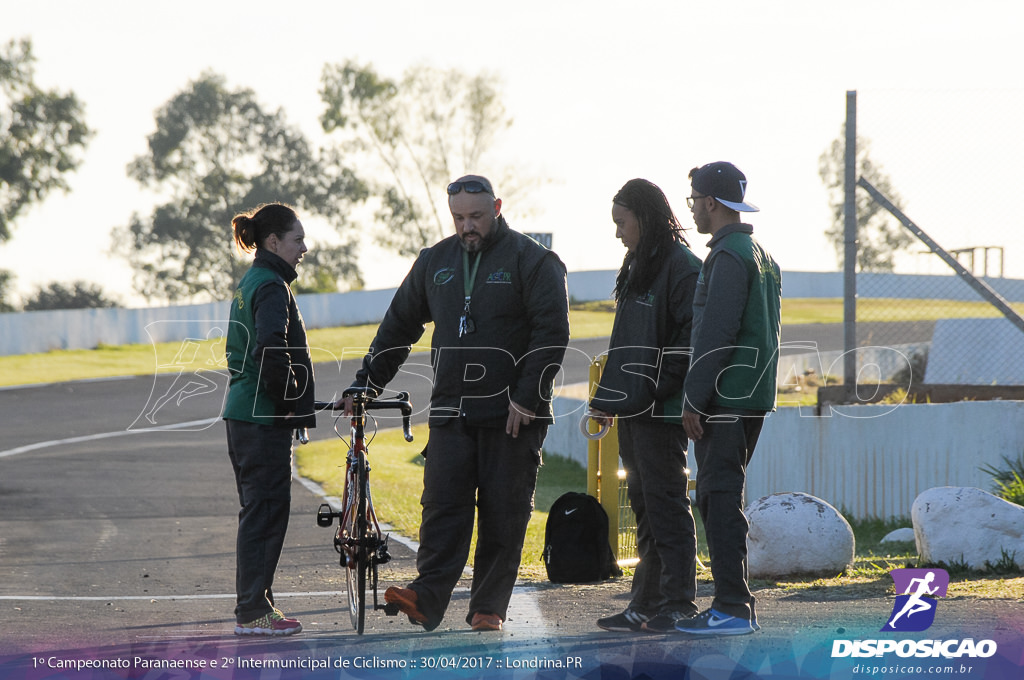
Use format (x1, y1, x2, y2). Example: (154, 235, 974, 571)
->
(597, 609, 649, 632)
(642, 610, 697, 633)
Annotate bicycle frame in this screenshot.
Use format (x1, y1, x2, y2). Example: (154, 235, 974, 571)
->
(309, 391, 413, 634)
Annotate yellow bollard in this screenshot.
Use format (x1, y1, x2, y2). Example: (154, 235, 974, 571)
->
(585, 356, 639, 566)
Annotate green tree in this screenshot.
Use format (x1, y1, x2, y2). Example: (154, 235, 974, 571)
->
(23, 281, 117, 311)
(114, 72, 368, 303)
(320, 61, 532, 258)
(0, 38, 92, 242)
(819, 126, 913, 272)
(0, 270, 16, 312)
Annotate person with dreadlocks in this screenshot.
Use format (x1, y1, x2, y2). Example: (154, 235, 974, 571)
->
(590, 178, 703, 634)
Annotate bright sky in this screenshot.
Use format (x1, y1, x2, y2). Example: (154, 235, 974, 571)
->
(2, 0, 1022, 306)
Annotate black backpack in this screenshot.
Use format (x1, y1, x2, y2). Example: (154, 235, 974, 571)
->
(543, 492, 622, 583)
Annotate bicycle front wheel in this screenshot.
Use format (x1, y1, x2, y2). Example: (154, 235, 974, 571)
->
(346, 453, 369, 633)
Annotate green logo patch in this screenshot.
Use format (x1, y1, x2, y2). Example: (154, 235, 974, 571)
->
(486, 269, 513, 284)
(433, 267, 456, 285)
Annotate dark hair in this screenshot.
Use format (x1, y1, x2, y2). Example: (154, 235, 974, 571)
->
(231, 203, 298, 254)
(612, 179, 689, 302)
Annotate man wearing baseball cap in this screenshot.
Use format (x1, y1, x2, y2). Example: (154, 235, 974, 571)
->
(676, 162, 781, 636)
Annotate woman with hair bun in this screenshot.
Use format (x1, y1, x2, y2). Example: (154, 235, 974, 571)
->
(222, 202, 315, 636)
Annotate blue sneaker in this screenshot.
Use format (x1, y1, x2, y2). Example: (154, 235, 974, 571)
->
(674, 608, 756, 636)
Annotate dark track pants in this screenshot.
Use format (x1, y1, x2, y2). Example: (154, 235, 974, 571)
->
(409, 419, 544, 629)
(692, 406, 765, 621)
(618, 418, 698, 616)
(225, 419, 294, 624)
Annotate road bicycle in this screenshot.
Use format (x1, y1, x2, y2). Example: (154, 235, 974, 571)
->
(304, 390, 413, 634)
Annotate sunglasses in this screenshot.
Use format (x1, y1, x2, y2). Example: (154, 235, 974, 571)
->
(447, 180, 494, 196)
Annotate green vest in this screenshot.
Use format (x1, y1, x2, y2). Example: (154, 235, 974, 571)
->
(713, 232, 782, 411)
(658, 244, 704, 420)
(222, 266, 281, 424)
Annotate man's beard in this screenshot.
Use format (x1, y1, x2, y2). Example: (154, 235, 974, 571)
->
(460, 216, 498, 252)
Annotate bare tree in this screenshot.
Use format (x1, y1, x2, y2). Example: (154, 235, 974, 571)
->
(819, 126, 912, 272)
(320, 61, 537, 257)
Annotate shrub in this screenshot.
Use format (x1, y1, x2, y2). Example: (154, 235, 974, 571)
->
(890, 348, 928, 388)
(981, 452, 1024, 505)
(993, 471, 1024, 507)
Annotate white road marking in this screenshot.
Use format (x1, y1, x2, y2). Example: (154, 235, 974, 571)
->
(0, 375, 137, 392)
(294, 460, 554, 643)
(2, 419, 556, 645)
(0, 417, 219, 459)
(0, 592, 346, 601)
(293, 468, 423, 555)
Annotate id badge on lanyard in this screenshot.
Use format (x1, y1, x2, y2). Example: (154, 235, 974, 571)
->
(459, 250, 481, 338)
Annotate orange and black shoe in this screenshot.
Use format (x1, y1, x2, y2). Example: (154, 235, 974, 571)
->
(384, 587, 431, 627)
(470, 612, 503, 631)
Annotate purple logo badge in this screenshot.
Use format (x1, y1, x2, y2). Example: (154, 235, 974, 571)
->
(881, 568, 949, 632)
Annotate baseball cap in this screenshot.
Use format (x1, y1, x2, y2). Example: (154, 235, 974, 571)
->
(690, 161, 759, 212)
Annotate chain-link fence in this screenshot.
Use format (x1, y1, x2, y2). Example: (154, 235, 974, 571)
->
(839, 89, 1024, 399)
(588, 89, 1024, 557)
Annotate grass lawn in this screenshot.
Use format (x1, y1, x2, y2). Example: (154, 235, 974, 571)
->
(295, 421, 1024, 591)
(575, 297, 1024, 326)
(785, 297, 1024, 325)
(6, 297, 1015, 388)
(7, 297, 1022, 590)
(0, 322, 391, 388)
(293, 422, 587, 581)
(758, 517, 1024, 600)
(0, 307, 614, 388)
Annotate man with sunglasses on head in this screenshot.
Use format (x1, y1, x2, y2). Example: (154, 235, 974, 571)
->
(676, 162, 780, 637)
(339, 175, 570, 632)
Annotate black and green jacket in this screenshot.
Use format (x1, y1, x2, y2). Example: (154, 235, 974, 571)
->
(222, 250, 316, 428)
(685, 224, 781, 414)
(350, 218, 570, 428)
(590, 242, 702, 420)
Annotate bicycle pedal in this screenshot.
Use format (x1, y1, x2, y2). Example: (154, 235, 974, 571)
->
(383, 602, 401, 616)
(316, 503, 334, 527)
(376, 534, 392, 564)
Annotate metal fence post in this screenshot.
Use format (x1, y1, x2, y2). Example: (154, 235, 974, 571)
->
(843, 90, 858, 399)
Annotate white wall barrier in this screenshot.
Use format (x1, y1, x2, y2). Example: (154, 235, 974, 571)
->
(5, 270, 1024, 356)
(545, 398, 1024, 520)
(0, 302, 236, 356)
(781, 271, 1024, 301)
(0, 270, 618, 356)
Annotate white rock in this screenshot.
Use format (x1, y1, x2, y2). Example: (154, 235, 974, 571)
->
(881, 528, 916, 544)
(912, 486, 1024, 570)
(746, 492, 855, 578)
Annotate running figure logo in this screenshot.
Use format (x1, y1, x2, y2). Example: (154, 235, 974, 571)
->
(881, 568, 949, 632)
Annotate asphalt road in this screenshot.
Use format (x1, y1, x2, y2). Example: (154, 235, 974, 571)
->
(2, 331, 1021, 680)
(780, 321, 935, 354)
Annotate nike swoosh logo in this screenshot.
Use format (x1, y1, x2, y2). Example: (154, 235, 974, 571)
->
(707, 616, 735, 627)
(564, 508, 578, 515)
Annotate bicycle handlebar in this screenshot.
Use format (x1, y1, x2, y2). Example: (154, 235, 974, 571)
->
(313, 392, 414, 443)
